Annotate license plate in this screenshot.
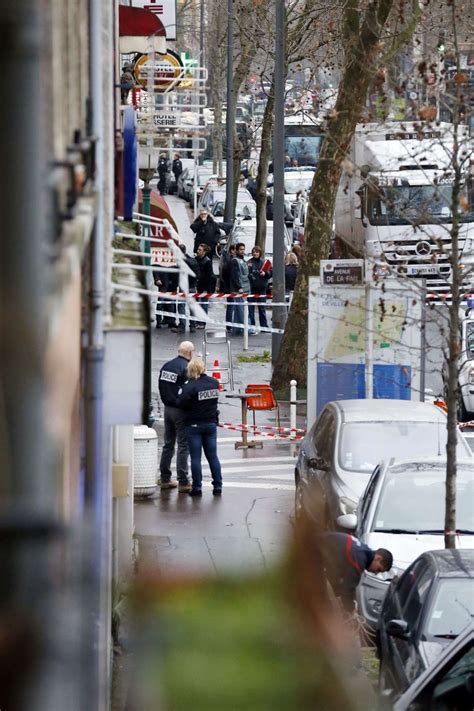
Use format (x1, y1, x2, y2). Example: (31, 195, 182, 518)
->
(406, 264, 441, 276)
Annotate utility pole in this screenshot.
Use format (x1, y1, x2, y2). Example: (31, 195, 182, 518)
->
(271, 0, 287, 363)
(224, 0, 234, 222)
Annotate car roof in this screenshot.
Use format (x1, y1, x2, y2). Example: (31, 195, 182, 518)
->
(329, 399, 449, 423)
(423, 549, 474, 577)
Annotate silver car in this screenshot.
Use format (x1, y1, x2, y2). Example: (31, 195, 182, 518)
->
(294, 399, 472, 527)
(336, 457, 474, 628)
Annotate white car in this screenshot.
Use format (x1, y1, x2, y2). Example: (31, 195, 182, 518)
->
(199, 185, 253, 214)
(268, 168, 315, 223)
(337, 457, 474, 628)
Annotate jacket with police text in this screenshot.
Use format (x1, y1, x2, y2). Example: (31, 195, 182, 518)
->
(177, 374, 220, 425)
(158, 355, 189, 407)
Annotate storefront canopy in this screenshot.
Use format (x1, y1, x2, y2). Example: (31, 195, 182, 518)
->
(119, 5, 166, 54)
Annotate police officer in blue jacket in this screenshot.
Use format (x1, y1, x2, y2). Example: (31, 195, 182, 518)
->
(158, 341, 194, 492)
(177, 358, 223, 497)
(323, 532, 393, 612)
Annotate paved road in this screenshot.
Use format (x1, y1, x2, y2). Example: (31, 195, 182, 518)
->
(136, 191, 302, 576)
(134, 437, 296, 576)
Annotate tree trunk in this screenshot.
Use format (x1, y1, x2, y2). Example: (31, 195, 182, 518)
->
(271, 55, 376, 389)
(271, 0, 396, 390)
(255, 78, 275, 251)
(444, 24, 463, 549)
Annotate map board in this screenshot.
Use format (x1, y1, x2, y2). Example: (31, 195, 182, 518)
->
(307, 277, 422, 427)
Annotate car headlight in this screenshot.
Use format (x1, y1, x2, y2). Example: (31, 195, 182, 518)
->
(339, 496, 357, 515)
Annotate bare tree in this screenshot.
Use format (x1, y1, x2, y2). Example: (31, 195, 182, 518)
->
(271, 0, 421, 389)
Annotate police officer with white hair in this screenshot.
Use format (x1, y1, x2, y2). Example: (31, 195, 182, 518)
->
(158, 341, 194, 492)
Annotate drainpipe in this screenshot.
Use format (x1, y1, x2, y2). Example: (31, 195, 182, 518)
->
(83, 0, 110, 707)
(0, 2, 58, 709)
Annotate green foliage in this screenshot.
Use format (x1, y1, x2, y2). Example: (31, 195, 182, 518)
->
(237, 349, 271, 363)
(136, 575, 367, 711)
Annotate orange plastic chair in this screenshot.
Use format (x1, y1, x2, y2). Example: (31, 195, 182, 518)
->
(245, 384, 281, 428)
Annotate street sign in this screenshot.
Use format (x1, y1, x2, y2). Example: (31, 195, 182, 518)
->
(321, 259, 364, 286)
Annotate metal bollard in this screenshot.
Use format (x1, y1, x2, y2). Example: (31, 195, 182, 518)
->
(243, 297, 249, 351)
(290, 379, 297, 439)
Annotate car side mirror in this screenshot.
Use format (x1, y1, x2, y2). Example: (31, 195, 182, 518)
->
(386, 619, 410, 640)
(308, 457, 328, 471)
(336, 513, 357, 531)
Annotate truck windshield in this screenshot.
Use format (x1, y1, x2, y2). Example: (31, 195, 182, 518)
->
(368, 184, 474, 225)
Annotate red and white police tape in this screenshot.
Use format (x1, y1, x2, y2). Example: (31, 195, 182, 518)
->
(218, 422, 304, 440)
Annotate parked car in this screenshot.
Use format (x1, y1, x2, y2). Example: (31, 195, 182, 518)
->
(187, 168, 214, 206)
(267, 167, 315, 223)
(294, 399, 473, 528)
(392, 624, 474, 711)
(336, 457, 474, 628)
(377, 549, 474, 700)
(210, 197, 256, 223)
(177, 166, 195, 200)
(199, 184, 253, 214)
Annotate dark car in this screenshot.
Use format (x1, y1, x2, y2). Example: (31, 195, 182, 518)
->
(377, 549, 474, 701)
(392, 624, 474, 711)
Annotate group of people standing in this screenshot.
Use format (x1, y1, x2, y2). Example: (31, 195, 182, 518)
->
(158, 341, 222, 497)
(157, 153, 184, 196)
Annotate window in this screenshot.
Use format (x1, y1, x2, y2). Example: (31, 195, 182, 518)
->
(313, 410, 336, 465)
(359, 468, 379, 528)
(403, 567, 432, 631)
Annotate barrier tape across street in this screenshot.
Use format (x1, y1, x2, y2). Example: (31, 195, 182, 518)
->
(218, 422, 304, 440)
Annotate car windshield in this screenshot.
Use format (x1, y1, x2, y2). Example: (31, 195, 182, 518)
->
(368, 183, 474, 225)
(373, 463, 473, 532)
(339, 421, 450, 472)
(284, 176, 314, 194)
(197, 172, 213, 186)
(426, 579, 474, 637)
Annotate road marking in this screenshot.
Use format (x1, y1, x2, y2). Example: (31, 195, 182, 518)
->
(201, 481, 294, 491)
(202, 464, 294, 475)
(203, 457, 296, 467)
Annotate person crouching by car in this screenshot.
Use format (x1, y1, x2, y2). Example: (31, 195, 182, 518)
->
(177, 358, 223, 497)
(247, 245, 271, 333)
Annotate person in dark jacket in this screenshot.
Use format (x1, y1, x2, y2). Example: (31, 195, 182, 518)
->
(195, 243, 216, 328)
(220, 244, 236, 331)
(154, 269, 179, 328)
(158, 341, 195, 492)
(247, 245, 271, 331)
(177, 358, 223, 496)
(284, 252, 299, 297)
(173, 244, 198, 333)
(322, 532, 393, 612)
(229, 243, 251, 335)
(157, 153, 169, 195)
(190, 209, 222, 256)
(172, 154, 183, 182)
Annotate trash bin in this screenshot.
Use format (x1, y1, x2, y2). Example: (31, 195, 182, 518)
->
(133, 425, 158, 498)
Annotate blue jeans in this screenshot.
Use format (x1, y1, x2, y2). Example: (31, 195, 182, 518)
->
(248, 295, 268, 328)
(185, 423, 222, 491)
(230, 296, 244, 334)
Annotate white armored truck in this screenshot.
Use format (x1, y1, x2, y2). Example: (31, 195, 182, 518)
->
(335, 122, 474, 297)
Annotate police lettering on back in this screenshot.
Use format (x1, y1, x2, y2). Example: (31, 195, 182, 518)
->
(198, 388, 219, 401)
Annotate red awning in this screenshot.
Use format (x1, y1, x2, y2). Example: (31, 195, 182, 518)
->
(119, 5, 166, 37)
(137, 189, 178, 238)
